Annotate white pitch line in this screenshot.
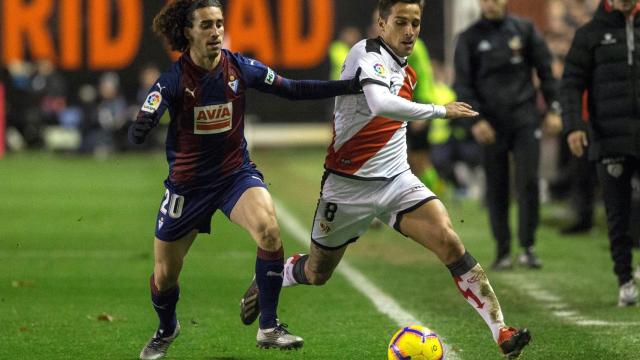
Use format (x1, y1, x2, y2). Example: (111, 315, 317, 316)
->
(274, 200, 462, 360)
(501, 274, 640, 327)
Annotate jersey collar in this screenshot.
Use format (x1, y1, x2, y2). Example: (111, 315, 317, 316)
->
(183, 50, 225, 77)
(377, 37, 408, 68)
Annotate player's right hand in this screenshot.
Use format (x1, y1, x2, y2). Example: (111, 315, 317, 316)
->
(443, 102, 478, 119)
(567, 130, 588, 158)
(128, 114, 158, 144)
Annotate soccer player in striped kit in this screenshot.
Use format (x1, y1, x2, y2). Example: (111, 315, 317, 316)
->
(241, 0, 531, 358)
(129, 1, 362, 359)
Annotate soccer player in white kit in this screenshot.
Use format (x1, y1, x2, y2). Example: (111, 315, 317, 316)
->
(241, 0, 531, 357)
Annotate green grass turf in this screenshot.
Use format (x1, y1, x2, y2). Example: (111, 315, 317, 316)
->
(2, 149, 640, 359)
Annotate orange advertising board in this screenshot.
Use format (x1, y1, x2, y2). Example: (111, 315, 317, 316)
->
(1, 0, 334, 70)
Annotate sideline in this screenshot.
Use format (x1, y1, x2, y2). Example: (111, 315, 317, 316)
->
(501, 274, 640, 327)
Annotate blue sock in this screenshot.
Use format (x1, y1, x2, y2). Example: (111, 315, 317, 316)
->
(255, 247, 284, 329)
(149, 274, 179, 337)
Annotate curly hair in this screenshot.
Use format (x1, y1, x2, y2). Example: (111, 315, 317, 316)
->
(153, 0, 223, 52)
(378, 0, 424, 20)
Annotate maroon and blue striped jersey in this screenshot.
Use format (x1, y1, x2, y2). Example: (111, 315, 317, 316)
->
(139, 50, 285, 190)
(135, 50, 360, 191)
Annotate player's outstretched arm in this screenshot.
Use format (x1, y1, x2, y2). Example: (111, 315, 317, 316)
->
(443, 102, 479, 119)
(268, 70, 362, 100)
(363, 83, 478, 122)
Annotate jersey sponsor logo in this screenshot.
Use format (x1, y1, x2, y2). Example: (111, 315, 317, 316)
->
(373, 63, 386, 77)
(193, 103, 233, 134)
(141, 91, 162, 113)
(265, 68, 275, 85)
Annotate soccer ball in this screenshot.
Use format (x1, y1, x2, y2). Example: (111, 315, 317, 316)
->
(387, 325, 444, 360)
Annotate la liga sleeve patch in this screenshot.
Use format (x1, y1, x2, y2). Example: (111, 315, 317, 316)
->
(141, 91, 162, 113)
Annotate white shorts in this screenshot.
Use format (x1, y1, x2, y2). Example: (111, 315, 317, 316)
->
(311, 171, 438, 249)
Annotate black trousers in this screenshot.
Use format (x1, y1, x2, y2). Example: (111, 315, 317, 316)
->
(597, 156, 640, 285)
(482, 123, 540, 258)
(569, 154, 597, 223)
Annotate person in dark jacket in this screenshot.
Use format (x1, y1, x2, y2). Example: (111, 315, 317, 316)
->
(454, 0, 561, 270)
(562, 0, 640, 306)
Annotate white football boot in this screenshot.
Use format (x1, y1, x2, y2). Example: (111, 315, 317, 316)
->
(139, 321, 180, 360)
(257, 322, 304, 350)
(618, 280, 639, 307)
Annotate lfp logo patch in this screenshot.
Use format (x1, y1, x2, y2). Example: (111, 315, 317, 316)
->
(141, 91, 162, 113)
(373, 63, 386, 77)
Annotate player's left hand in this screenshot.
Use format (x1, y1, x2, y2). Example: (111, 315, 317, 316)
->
(128, 114, 158, 144)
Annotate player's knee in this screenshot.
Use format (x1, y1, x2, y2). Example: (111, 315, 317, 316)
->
(433, 225, 465, 263)
(255, 222, 282, 251)
(153, 268, 179, 291)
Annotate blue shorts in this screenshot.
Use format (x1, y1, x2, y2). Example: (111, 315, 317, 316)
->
(154, 168, 267, 241)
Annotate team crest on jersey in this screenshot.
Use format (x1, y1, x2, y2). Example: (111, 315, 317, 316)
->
(265, 68, 275, 85)
(193, 103, 233, 134)
(228, 79, 239, 94)
(373, 63, 386, 77)
(141, 91, 162, 113)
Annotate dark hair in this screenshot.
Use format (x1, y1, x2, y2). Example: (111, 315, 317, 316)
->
(153, 0, 223, 52)
(378, 0, 424, 20)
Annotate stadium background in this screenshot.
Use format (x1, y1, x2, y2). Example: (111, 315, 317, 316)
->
(0, 0, 555, 125)
(5, 1, 640, 359)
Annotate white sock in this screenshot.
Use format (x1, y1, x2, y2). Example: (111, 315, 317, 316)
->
(282, 255, 300, 288)
(453, 264, 505, 342)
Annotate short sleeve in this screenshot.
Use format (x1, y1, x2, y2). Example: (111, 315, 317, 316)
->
(234, 53, 279, 91)
(358, 52, 391, 89)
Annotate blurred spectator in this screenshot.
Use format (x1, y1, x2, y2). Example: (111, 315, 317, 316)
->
(544, 0, 601, 234)
(405, 39, 448, 195)
(454, 0, 561, 270)
(428, 60, 483, 199)
(6, 61, 41, 148)
(137, 64, 162, 105)
(76, 84, 100, 154)
(329, 27, 362, 81)
(82, 72, 128, 157)
(132, 64, 163, 150)
(31, 60, 67, 127)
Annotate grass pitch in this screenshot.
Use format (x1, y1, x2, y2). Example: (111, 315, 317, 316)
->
(2, 149, 640, 359)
